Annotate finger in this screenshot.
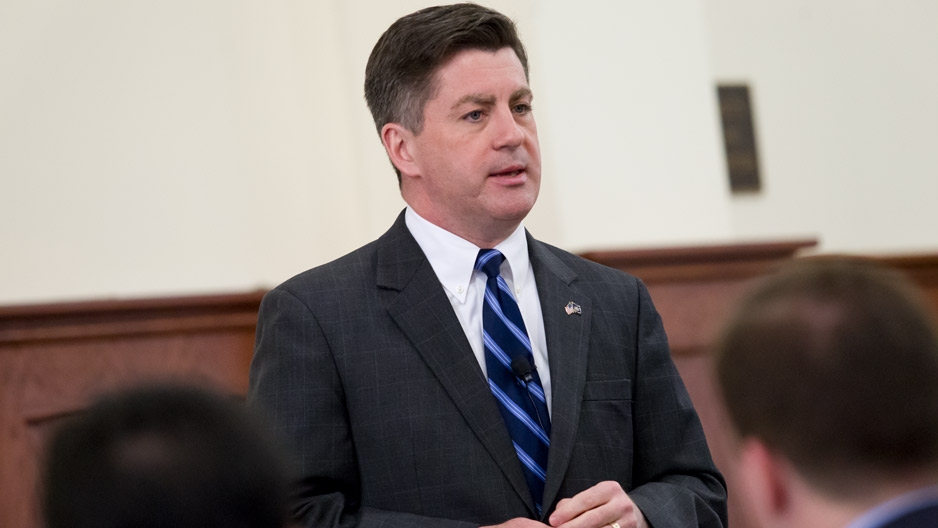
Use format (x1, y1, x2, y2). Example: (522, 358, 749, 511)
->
(548, 481, 619, 526)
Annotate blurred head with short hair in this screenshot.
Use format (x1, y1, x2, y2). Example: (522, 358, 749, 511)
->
(42, 383, 292, 528)
(715, 257, 938, 528)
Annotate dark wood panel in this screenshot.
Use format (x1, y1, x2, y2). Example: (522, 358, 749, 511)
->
(0, 290, 264, 528)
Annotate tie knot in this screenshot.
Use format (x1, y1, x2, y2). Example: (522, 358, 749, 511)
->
(475, 249, 505, 279)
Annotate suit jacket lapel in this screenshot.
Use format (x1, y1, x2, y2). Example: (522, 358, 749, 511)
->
(376, 213, 537, 514)
(528, 235, 592, 515)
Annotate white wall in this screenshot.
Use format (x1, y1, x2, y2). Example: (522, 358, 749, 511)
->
(530, 1, 732, 250)
(7, 1, 934, 305)
(705, 0, 938, 254)
(1, 2, 369, 303)
(1, 0, 730, 304)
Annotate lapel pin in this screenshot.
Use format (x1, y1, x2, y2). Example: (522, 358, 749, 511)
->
(564, 301, 582, 315)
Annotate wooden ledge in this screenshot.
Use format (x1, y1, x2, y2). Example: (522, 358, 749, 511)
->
(580, 239, 818, 283)
(0, 290, 267, 345)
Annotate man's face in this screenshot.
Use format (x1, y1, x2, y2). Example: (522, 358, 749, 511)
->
(398, 47, 541, 247)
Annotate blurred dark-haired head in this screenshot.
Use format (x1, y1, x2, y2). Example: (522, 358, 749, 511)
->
(41, 383, 292, 528)
(714, 257, 938, 497)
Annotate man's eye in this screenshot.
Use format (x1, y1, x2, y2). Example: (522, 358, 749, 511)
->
(465, 110, 484, 121)
(513, 104, 531, 114)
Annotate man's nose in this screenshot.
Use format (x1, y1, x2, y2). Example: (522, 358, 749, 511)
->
(491, 108, 525, 150)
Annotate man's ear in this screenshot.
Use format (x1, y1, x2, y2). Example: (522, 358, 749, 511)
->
(739, 438, 792, 521)
(381, 123, 418, 178)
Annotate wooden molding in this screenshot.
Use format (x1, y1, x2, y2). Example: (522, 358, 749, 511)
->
(0, 290, 266, 344)
(0, 290, 266, 528)
(580, 239, 818, 283)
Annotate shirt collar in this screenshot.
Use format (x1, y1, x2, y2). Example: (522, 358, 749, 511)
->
(847, 485, 938, 528)
(404, 207, 530, 303)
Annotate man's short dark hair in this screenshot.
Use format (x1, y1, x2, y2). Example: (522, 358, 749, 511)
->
(714, 258, 938, 497)
(41, 383, 291, 528)
(364, 3, 528, 183)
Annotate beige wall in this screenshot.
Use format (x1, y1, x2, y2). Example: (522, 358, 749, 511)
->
(705, 0, 938, 254)
(2, 1, 934, 305)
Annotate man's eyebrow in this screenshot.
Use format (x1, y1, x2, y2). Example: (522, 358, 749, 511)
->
(510, 88, 533, 103)
(451, 93, 496, 110)
(450, 89, 534, 111)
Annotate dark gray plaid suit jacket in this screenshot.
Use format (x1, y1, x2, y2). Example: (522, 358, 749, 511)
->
(248, 212, 727, 528)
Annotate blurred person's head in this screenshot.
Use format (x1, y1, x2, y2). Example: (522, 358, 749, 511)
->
(715, 257, 938, 528)
(42, 383, 291, 528)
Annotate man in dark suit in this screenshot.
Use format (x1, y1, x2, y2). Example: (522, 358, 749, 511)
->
(249, 4, 726, 528)
(714, 258, 938, 528)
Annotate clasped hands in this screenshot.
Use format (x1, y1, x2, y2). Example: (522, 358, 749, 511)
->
(482, 481, 648, 528)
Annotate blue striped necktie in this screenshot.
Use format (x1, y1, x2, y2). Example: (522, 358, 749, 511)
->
(475, 248, 551, 514)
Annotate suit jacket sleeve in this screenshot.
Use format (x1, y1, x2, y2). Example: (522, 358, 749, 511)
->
(625, 279, 727, 528)
(248, 288, 479, 528)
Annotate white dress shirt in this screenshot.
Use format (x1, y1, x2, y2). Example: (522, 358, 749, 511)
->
(405, 207, 552, 414)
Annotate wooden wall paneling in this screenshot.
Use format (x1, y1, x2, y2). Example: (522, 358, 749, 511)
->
(0, 291, 265, 528)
